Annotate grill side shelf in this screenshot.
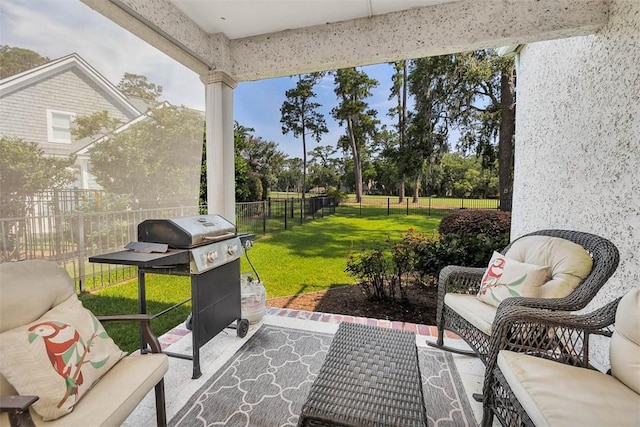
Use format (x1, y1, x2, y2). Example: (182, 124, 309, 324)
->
(89, 249, 190, 268)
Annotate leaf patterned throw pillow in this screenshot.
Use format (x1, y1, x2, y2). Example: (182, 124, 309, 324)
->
(477, 251, 551, 307)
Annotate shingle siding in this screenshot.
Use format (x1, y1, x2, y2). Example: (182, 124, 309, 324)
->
(0, 67, 138, 157)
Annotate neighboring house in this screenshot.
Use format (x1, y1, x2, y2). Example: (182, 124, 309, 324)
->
(0, 53, 143, 189)
(74, 99, 180, 155)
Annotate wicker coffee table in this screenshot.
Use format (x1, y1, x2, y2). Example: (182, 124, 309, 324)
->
(298, 322, 427, 426)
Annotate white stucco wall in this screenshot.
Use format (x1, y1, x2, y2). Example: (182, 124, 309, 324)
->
(512, 1, 639, 367)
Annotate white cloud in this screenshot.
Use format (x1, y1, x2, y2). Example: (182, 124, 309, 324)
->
(1, 0, 204, 109)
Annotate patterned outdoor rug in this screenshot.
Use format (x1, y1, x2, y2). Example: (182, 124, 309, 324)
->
(170, 325, 477, 427)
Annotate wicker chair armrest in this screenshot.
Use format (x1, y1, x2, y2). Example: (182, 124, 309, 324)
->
(97, 314, 163, 354)
(493, 297, 620, 337)
(497, 295, 584, 312)
(0, 395, 39, 412)
(482, 297, 621, 399)
(438, 265, 485, 294)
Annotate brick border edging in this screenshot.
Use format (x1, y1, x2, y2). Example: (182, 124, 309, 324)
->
(157, 307, 460, 350)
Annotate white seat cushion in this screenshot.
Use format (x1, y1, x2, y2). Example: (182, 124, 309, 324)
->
(444, 293, 497, 335)
(0, 353, 168, 427)
(498, 350, 640, 427)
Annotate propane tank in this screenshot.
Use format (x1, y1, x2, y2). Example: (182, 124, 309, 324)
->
(240, 274, 266, 324)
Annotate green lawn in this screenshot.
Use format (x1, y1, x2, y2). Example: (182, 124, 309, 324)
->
(244, 205, 443, 297)
(80, 275, 191, 353)
(81, 204, 443, 352)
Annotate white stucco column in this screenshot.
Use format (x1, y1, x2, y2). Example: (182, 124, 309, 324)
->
(200, 70, 237, 223)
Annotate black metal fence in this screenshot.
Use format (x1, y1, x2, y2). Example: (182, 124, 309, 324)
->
(25, 189, 107, 216)
(344, 195, 499, 215)
(0, 206, 201, 292)
(237, 196, 336, 236)
(1, 194, 336, 292)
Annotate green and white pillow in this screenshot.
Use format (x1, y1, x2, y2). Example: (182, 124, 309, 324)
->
(477, 251, 551, 307)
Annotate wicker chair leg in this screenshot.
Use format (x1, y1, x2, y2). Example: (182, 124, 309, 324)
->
(481, 407, 494, 427)
(155, 379, 167, 427)
(7, 411, 36, 427)
(436, 322, 445, 346)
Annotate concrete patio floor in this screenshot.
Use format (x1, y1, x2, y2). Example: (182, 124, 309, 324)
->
(124, 307, 491, 426)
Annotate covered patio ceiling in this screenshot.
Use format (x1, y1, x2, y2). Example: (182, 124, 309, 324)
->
(81, 0, 610, 81)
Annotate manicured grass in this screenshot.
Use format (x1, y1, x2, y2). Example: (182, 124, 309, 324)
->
(241, 205, 443, 297)
(81, 204, 444, 352)
(80, 275, 191, 353)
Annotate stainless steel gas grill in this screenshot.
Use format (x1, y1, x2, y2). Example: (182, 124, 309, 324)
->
(138, 215, 242, 274)
(89, 214, 254, 379)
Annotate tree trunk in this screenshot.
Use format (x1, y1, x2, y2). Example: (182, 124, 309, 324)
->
(347, 116, 363, 203)
(301, 126, 307, 201)
(412, 170, 422, 203)
(398, 62, 408, 204)
(499, 68, 516, 212)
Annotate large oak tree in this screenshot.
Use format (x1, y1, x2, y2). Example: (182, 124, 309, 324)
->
(332, 68, 379, 202)
(446, 50, 515, 210)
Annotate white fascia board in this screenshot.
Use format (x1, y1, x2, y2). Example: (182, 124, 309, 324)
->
(0, 54, 74, 94)
(0, 53, 141, 116)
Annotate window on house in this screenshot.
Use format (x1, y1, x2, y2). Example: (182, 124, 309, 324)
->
(47, 110, 74, 143)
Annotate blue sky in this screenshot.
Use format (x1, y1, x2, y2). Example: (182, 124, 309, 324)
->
(1, 0, 398, 159)
(235, 66, 397, 158)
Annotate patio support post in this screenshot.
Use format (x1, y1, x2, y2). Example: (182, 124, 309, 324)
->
(201, 70, 237, 223)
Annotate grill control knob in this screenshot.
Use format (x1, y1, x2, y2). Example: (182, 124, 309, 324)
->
(206, 251, 219, 263)
(227, 245, 238, 255)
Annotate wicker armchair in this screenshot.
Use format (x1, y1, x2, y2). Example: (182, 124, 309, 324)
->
(428, 230, 619, 362)
(481, 289, 639, 426)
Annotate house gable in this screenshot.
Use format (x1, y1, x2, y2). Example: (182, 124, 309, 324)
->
(0, 53, 142, 157)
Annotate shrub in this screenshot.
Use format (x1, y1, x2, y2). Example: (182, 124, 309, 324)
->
(415, 232, 510, 277)
(416, 209, 512, 277)
(248, 174, 263, 201)
(391, 229, 430, 278)
(326, 187, 347, 205)
(415, 234, 462, 278)
(438, 209, 511, 237)
(346, 246, 390, 301)
(346, 230, 431, 301)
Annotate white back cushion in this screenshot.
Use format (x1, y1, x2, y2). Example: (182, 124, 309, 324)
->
(505, 236, 593, 299)
(0, 260, 75, 333)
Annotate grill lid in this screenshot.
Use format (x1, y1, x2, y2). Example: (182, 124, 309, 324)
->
(138, 214, 236, 248)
